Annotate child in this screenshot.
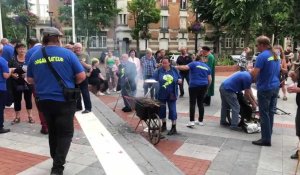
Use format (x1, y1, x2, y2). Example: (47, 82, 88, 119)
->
(87, 58, 108, 96)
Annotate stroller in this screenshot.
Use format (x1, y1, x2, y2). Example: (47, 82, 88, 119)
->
(226, 92, 260, 133)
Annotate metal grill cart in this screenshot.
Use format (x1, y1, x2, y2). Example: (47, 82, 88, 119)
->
(125, 96, 162, 145)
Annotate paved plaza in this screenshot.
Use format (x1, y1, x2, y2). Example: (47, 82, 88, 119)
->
(0, 71, 299, 175)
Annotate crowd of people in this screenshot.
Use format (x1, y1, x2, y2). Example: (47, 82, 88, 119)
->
(1, 26, 300, 175)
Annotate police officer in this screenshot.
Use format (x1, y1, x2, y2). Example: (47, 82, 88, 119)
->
(27, 27, 86, 175)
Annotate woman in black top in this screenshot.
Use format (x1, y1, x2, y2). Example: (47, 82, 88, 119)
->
(10, 43, 34, 124)
(87, 58, 108, 96)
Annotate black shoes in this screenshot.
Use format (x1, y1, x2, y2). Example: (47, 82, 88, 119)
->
(161, 122, 167, 132)
(0, 128, 10, 134)
(40, 128, 48, 135)
(50, 170, 63, 175)
(252, 139, 271, 146)
(291, 151, 299, 159)
(220, 122, 230, 127)
(179, 94, 184, 98)
(167, 125, 177, 135)
(122, 107, 132, 112)
(82, 110, 91, 114)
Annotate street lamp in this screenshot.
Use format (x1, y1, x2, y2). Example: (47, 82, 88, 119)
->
(47, 10, 54, 27)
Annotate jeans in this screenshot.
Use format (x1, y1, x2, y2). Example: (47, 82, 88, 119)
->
(121, 86, 136, 109)
(189, 86, 208, 122)
(257, 88, 279, 143)
(38, 100, 76, 172)
(179, 72, 189, 95)
(219, 85, 240, 127)
(106, 67, 116, 90)
(0, 91, 5, 128)
(77, 79, 92, 111)
(159, 99, 177, 121)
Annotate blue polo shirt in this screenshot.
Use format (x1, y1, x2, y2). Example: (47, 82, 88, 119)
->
(27, 46, 84, 101)
(188, 61, 211, 88)
(222, 71, 252, 93)
(153, 67, 181, 100)
(1, 44, 14, 62)
(0, 57, 9, 91)
(25, 44, 42, 65)
(255, 50, 280, 91)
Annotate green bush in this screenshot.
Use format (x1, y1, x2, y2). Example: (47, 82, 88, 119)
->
(216, 55, 235, 66)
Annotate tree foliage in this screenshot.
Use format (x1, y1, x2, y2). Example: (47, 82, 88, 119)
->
(128, 0, 160, 53)
(1, 0, 39, 40)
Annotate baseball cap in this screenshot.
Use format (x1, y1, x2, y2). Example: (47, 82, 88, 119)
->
(42, 27, 63, 36)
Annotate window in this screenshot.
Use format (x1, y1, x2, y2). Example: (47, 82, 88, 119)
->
(88, 32, 107, 48)
(98, 33, 107, 48)
(118, 14, 127, 25)
(180, 0, 187, 10)
(225, 38, 232, 48)
(161, 0, 168, 7)
(161, 16, 168, 30)
(234, 38, 245, 48)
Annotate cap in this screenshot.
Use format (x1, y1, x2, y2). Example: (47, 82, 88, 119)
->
(42, 27, 63, 36)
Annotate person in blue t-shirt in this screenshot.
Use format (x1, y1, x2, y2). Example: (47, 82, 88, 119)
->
(251, 35, 281, 146)
(25, 38, 48, 134)
(25, 38, 42, 65)
(0, 38, 14, 62)
(219, 71, 257, 130)
(0, 44, 11, 134)
(176, 55, 211, 128)
(153, 57, 181, 135)
(27, 27, 86, 175)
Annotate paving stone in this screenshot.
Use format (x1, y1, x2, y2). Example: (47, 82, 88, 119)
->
(174, 143, 219, 161)
(17, 167, 50, 175)
(64, 162, 87, 175)
(69, 155, 98, 166)
(77, 166, 105, 175)
(205, 169, 230, 175)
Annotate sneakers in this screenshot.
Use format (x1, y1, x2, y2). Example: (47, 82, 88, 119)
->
(186, 121, 195, 128)
(106, 89, 111, 95)
(195, 121, 205, 126)
(82, 110, 91, 114)
(112, 88, 117, 92)
(291, 150, 298, 159)
(96, 91, 105, 96)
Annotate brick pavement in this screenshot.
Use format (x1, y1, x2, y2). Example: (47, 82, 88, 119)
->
(0, 147, 48, 175)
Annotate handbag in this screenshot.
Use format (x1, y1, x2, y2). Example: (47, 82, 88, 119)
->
(41, 47, 80, 102)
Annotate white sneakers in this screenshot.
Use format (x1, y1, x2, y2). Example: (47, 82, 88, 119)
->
(96, 91, 105, 96)
(106, 89, 111, 95)
(186, 121, 205, 128)
(195, 121, 205, 126)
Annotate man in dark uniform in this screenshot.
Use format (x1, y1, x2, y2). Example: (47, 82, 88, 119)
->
(176, 47, 192, 97)
(27, 27, 86, 175)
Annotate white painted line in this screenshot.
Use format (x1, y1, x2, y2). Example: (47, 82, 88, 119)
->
(75, 111, 144, 175)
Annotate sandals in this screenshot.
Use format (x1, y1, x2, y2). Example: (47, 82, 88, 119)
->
(28, 117, 35, 124)
(11, 117, 20, 125)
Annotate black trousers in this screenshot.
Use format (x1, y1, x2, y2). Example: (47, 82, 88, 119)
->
(179, 72, 189, 95)
(12, 86, 32, 111)
(88, 78, 108, 92)
(77, 79, 92, 111)
(38, 100, 76, 171)
(296, 107, 300, 137)
(189, 86, 208, 122)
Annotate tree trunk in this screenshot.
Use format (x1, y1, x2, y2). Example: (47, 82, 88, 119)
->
(244, 28, 250, 48)
(86, 29, 90, 55)
(232, 37, 236, 55)
(136, 37, 140, 57)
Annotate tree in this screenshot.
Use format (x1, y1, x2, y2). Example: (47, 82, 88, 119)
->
(128, 0, 160, 55)
(59, 0, 120, 52)
(213, 0, 271, 51)
(1, 0, 39, 40)
(191, 0, 224, 55)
